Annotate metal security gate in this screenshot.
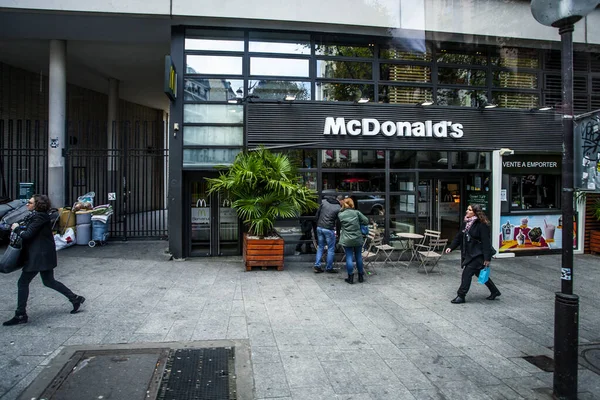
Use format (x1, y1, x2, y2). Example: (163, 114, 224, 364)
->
(0, 120, 48, 199)
(66, 121, 168, 240)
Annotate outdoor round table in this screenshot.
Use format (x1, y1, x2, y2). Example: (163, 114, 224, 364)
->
(395, 232, 424, 265)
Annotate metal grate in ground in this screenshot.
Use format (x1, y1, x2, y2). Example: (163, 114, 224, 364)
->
(156, 347, 236, 400)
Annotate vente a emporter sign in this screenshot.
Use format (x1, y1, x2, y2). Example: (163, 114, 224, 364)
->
(323, 117, 464, 138)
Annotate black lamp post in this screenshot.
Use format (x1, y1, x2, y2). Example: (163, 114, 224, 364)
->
(530, 2, 598, 399)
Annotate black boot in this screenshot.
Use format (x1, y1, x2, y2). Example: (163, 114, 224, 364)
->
(3, 313, 28, 326)
(486, 291, 501, 300)
(358, 273, 365, 283)
(344, 274, 354, 284)
(70, 296, 86, 314)
(451, 296, 465, 304)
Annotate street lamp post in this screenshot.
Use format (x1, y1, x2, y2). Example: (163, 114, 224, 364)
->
(530, 2, 599, 399)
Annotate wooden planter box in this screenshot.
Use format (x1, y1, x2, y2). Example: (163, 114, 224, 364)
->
(243, 233, 284, 271)
(590, 230, 600, 254)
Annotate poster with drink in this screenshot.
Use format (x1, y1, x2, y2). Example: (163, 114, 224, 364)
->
(498, 214, 577, 252)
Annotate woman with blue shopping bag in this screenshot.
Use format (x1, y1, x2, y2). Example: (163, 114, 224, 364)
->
(445, 204, 501, 304)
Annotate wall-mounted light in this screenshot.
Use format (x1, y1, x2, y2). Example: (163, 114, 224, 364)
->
(499, 148, 514, 156)
(416, 100, 434, 107)
(284, 95, 296, 101)
(227, 98, 240, 104)
(356, 98, 370, 104)
(479, 103, 498, 109)
(538, 105, 553, 111)
(236, 87, 243, 97)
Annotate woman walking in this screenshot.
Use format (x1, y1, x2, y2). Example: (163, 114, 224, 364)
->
(337, 198, 369, 284)
(445, 204, 500, 304)
(3, 194, 85, 326)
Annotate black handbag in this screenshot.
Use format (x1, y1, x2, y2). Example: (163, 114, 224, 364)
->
(0, 232, 23, 274)
(0, 244, 22, 274)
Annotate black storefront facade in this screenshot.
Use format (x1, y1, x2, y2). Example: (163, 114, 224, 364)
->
(169, 98, 563, 258)
(164, 26, 591, 259)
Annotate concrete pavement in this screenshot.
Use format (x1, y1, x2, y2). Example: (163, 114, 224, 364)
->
(0, 242, 599, 399)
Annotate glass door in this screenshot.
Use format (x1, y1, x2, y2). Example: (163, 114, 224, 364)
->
(437, 180, 462, 240)
(417, 178, 463, 240)
(189, 174, 239, 256)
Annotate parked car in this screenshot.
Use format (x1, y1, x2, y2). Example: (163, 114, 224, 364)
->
(352, 193, 385, 216)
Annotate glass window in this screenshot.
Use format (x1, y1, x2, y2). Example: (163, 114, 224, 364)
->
(436, 89, 487, 107)
(186, 55, 243, 75)
(183, 126, 243, 146)
(417, 152, 448, 169)
(183, 148, 241, 167)
(390, 151, 417, 169)
(450, 152, 490, 169)
(249, 33, 311, 55)
(510, 174, 559, 209)
(437, 50, 487, 65)
(315, 44, 374, 57)
(380, 46, 432, 61)
(250, 57, 309, 77)
(493, 71, 538, 89)
(300, 172, 317, 191)
(492, 92, 539, 109)
(322, 171, 385, 192)
(273, 149, 318, 168)
(184, 104, 243, 123)
(390, 194, 416, 214)
(185, 38, 244, 52)
(492, 47, 539, 68)
(390, 172, 416, 191)
(321, 149, 384, 168)
(390, 217, 417, 239)
(380, 64, 431, 83)
(317, 60, 372, 80)
(316, 83, 374, 102)
(184, 78, 243, 102)
(438, 68, 486, 86)
(379, 86, 432, 104)
(249, 80, 311, 100)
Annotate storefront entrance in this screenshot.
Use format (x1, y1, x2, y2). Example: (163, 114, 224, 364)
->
(186, 173, 240, 256)
(418, 178, 463, 240)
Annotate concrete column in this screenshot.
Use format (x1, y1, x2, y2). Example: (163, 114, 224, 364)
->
(48, 40, 67, 208)
(107, 78, 119, 170)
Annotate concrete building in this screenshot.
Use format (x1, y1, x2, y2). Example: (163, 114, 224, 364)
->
(0, 1, 598, 258)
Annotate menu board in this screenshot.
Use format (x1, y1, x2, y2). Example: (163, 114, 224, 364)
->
(497, 214, 577, 253)
(467, 191, 488, 211)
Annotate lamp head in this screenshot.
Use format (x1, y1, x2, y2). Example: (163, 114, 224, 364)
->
(530, 0, 598, 27)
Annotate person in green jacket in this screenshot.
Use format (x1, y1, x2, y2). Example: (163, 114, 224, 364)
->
(337, 198, 369, 284)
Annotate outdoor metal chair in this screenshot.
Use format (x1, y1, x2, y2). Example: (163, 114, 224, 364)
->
(409, 229, 441, 264)
(417, 238, 448, 274)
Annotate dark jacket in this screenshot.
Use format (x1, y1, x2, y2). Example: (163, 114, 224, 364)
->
(18, 211, 57, 272)
(315, 197, 341, 230)
(338, 208, 369, 248)
(449, 219, 492, 268)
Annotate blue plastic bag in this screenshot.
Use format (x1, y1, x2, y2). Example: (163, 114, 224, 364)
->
(478, 266, 490, 284)
(360, 225, 369, 235)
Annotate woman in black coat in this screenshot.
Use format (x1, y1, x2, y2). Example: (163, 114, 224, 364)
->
(3, 194, 85, 326)
(445, 204, 501, 304)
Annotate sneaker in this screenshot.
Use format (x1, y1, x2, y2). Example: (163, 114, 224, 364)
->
(313, 267, 324, 273)
(325, 268, 339, 273)
(70, 296, 86, 314)
(3, 314, 28, 326)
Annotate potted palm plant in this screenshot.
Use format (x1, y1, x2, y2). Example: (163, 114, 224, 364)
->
(206, 147, 318, 270)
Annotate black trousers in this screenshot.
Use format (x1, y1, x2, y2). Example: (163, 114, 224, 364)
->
(17, 270, 76, 314)
(457, 262, 499, 298)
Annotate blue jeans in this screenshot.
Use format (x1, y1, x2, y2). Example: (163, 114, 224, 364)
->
(315, 227, 336, 270)
(344, 246, 364, 275)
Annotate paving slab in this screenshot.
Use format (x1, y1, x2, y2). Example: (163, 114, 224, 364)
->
(0, 242, 599, 400)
